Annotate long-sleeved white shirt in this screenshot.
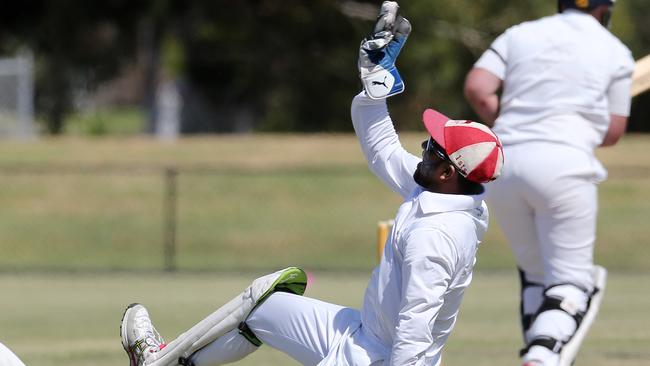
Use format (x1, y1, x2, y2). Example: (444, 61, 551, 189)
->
(350, 92, 489, 366)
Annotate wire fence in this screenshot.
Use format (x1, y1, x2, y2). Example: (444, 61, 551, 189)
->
(0, 164, 400, 273)
(1, 163, 649, 273)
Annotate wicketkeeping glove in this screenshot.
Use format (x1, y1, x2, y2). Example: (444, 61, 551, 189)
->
(359, 1, 412, 99)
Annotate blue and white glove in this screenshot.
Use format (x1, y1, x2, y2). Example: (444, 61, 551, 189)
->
(359, 1, 412, 99)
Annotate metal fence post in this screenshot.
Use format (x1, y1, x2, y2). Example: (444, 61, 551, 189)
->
(163, 167, 178, 271)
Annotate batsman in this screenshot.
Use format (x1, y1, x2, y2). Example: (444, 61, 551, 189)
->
(464, 1, 634, 365)
(120, 2, 503, 366)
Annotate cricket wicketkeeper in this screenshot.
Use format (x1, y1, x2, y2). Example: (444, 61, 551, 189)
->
(120, 2, 503, 365)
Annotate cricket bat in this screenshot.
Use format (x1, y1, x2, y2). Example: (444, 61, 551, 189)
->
(632, 55, 650, 97)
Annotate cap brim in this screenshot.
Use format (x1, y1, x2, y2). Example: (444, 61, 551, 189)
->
(422, 109, 450, 149)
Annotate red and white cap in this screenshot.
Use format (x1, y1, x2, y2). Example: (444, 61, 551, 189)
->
(422, 109, 504, 184)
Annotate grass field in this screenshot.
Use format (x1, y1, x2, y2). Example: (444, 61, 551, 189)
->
(1, 271, 648, 366)
(0, 134, 649, 365)
(0, 134, 649, 272)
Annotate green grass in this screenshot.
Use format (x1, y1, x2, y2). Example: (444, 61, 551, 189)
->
(0, 134, 648, 365)
(0, 134, 649, 272)
(0, 271, 648, 366)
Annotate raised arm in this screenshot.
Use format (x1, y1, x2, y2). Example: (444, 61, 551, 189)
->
(351, 93, 420, 198)
(353, 1, 420, 198)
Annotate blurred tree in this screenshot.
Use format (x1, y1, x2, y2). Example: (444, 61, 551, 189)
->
(623, 0, 650, 132)
(168, 0, 555, 133)
(0, 0, 648, 134)
(0, 0, 147, 134)
(171, 0, 365, 132)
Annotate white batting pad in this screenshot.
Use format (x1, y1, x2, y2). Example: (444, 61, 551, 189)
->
(147, 267, 306, 366)
(558, 265, 607, 366)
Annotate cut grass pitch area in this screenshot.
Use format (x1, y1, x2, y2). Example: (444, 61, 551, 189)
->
(0, 271, 648, 366)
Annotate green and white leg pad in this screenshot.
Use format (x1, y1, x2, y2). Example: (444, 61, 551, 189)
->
(148, 267, 307, 366)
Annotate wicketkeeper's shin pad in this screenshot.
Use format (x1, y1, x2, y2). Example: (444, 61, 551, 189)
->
(148, 267, 307, 366)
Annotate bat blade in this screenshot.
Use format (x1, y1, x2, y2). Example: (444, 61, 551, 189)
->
(632, 55, 650, 97)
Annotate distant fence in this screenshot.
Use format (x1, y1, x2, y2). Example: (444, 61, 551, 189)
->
(0, 164, 399, 273)
(1, 164, 649, 273)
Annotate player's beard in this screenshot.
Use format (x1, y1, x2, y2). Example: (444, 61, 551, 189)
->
(413, 161, 440, 190)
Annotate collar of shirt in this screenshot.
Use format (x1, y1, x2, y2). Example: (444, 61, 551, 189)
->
(561, 8, 602, 26)
(415, 187, 485, 214)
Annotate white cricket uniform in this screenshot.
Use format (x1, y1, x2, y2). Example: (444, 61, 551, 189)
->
(193, 92, 490, 366)
(473, 9, 634, 291)
(0, 343, 26, 366)
(349, 92, 488, 366)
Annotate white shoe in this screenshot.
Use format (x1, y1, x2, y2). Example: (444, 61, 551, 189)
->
(121, 303, 166, 366)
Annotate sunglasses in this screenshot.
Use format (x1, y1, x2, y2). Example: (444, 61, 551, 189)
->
(422, 137, 450, 162)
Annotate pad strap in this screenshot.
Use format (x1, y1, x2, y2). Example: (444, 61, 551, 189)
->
(537, 295, 585, 326)
(238, 321, 263, 347)
(518, 269, 544, 332)
(520, 336, 562, 356)
(520, 286, 590, 356)
(178, 356, 194, 366)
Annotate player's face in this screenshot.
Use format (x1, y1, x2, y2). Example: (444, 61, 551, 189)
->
(421, 137, 448, 162)
(413, 137, 450, 189)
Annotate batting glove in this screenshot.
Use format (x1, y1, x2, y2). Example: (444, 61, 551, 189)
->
(359, 1, 412, 99)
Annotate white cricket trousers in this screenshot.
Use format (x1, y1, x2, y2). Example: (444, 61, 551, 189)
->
(190, 292, 384, 366)
(485, 142, 606, 291)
